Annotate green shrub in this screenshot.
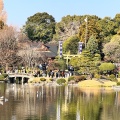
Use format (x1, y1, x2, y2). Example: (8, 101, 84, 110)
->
(117, 82, 120, 85)
(94, 74, 101, 80)
(118, 72, 120, 78)
(49, 78, 54, 81)
(0, 75, 4, 80)
(0, 73, 8, 81)
(40, 78, 46, 81)
(68, 76, 75, 81)
(2, 73, 8, 78)
(99, 63, 116, 74)
(107, 74, 117, 81)
(57, 78, 66, 85)
(30, 81, 33, 83)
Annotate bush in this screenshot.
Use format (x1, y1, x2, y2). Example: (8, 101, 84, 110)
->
(68, 76, 75, 81)
(99, 63, 116, 74)
(118, 72, 120, 78)
(2, 73, 8, 78)
(94, 74, 101, 80)
(117, 82, 120, 85)
(107, 74, 117, 81)
(0, 73, 8, 81)
(74, 75, 86, 82)
(57, 78, 66, 85)
(0, 75, 4, 80)
(49, 78, 54, 81)
(30, 81, 33, 83)
(40, 78, 46, 81)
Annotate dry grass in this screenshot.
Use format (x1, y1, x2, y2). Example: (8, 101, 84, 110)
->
(117, 78, 120, 82)
(78, 80, 102, 87)
(103, 81, 117, 87)
(78, 79, 117, 87)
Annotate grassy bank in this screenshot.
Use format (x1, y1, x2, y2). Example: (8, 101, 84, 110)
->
(78, 79, 117, 87)
(28, 77, 118, 87)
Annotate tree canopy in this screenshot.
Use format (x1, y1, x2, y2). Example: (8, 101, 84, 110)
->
(99, 63, 116, 73)
(23, 12, 56, 43)
(0, 26, 19, 71)
(63, 35, 80, 54)
(86, 35, 99, 54)
(53, 15, 81, 41)
(103, 32, 120, 62)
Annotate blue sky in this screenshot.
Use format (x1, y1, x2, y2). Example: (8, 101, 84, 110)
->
(4, 0, 120, 28)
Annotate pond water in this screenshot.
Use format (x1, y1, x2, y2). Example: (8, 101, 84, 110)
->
(0, 83, 120, 120)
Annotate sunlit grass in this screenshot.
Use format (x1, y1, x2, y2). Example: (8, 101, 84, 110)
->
(78, 80, 117, 87)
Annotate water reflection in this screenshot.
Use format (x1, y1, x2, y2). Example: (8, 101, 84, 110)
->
(0, 83, 120, 120)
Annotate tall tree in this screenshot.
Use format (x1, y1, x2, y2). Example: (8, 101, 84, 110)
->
(97, 17, 116, 44)
(103, 32, 120, 62)
(86, 35, 100, 54)
(78, 15, 101, 45)
(113, 14, 120, 33)
(0, 0, 7, 23)
(63, 35, 80, 54)
(23, 12, 56, 43)
(54, 15, 81, 41)
(0, 26, 19, 71)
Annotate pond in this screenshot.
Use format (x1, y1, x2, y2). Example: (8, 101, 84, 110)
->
(0, 83, 120, 120)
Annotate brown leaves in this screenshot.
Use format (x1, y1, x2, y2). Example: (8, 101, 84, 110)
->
(0, 0, 7, 23)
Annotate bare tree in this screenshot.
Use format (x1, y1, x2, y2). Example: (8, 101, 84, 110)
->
(18, 40, 45, 68)
(0, 0, 7, 23)
(0, 26, 18, 71)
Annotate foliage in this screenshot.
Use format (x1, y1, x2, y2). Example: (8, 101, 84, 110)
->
(86, 35, 100, 54)
(118, 72, 120, 78)
(107, 74, 117, 81)
(0, 74, 4, 80)
(68, 76, 75, 81)
(23, 12, 56, 43)
(56, 78, 66, 85)
(63, 35, 80, 54)
(53, 15, 81, 41)
(94, 73, 101, 80)
(0, 0, 7, 24)
(48, 59, 66, 70)
(69, 57, 80, 70)
(0, 20, 4, 29)
(103, 34, 120, 62)
(97, 17, 116, 43)
(55, 59, 66, 70)
(40, 77, 46, 81)
(2, 73, 8, 78)
(117, 82, 120, 85)
(69, 50, 100, 75)
(99, 63, 116, 74)
(78, 15, 101, 46)
(111, 34, 120, 43)
(49, 78, 54, 81)
(113, 14, 120, 33)
(0, 73, 8, 80)
(77, 50, 95, 74)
